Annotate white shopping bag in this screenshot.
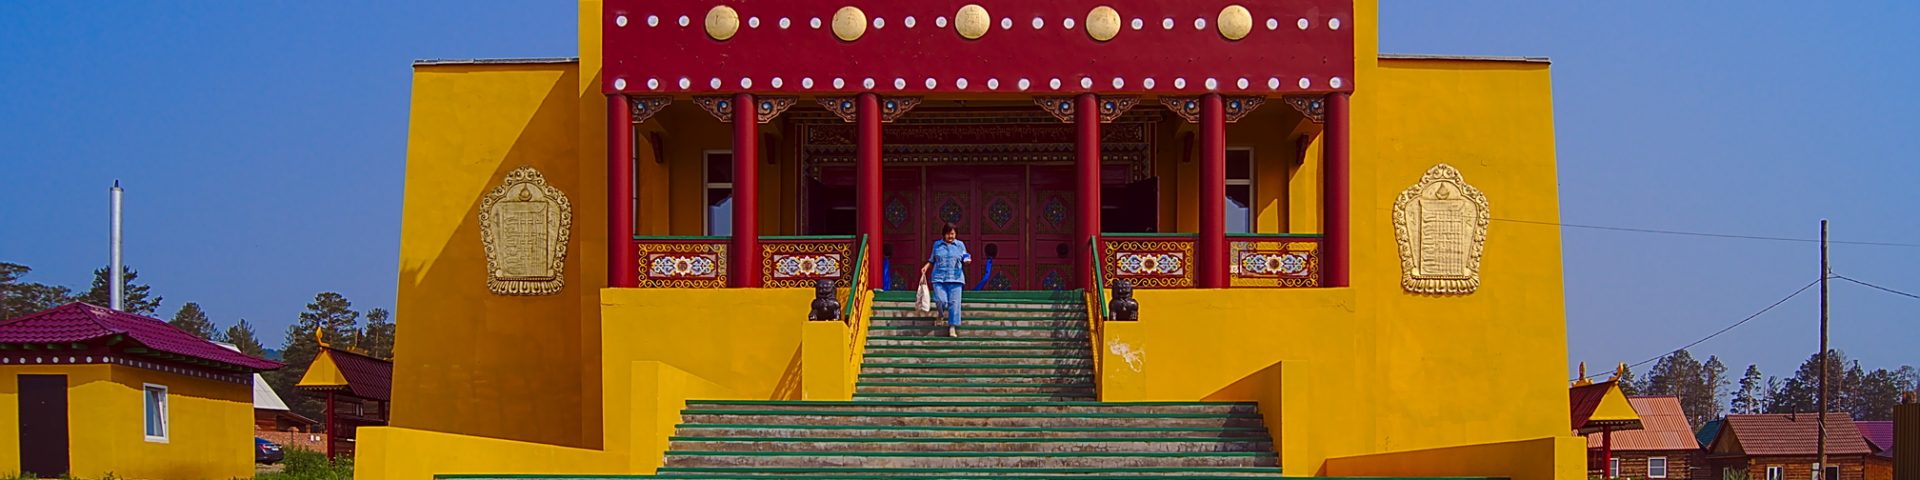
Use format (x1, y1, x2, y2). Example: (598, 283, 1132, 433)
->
(915, 280, 932, 312)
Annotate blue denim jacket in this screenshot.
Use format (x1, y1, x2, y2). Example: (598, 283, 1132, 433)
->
(927, 240, 971, 285)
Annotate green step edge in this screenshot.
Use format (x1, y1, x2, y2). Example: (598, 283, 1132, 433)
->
(862, 363, 1091, 368)
(855, 373, 1094, 379)
(673, 424, 1267, 433)
(664, 450, 1273, 457)
(873, 306, 1085, 312)
(868, 325, 1088, 330)
(864, 353, 1089, 359)
(680, 410, 1256, 419)
(856, 382, 1096, 388)
(853, 392, 1090, 397)
(668, 436, 1271, 443)
(867, 336, 1086, 342)
(864, 344, 1091, 350)
(639, 475, 1284, 480)
(688, 400, 1255, 407)
(657, 466, 1284, 474)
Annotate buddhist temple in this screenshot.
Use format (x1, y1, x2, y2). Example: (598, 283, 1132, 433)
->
(357, 1, 1579, 478)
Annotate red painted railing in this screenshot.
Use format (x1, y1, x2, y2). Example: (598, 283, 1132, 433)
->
(632, 236, 858, 288)
(1096, 233, 1322, 288)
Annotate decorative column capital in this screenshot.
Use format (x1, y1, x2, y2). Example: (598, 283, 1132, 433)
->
(628, 96, 672, 124)
(1160, 95, 1266, 124)
(817, 96, 921, 123)
(1036, 96, 1138, 123)
(695, 95, 798, 123)
(1283, 96, 1326, 124)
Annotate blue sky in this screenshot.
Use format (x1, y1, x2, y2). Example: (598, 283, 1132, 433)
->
(1, 2, 1913, 382)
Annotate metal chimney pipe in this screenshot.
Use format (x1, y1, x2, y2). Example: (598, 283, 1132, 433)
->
(111, 181, 124, 311)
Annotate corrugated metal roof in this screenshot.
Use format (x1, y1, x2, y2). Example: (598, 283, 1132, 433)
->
(1586, 396, 1701, 451)
(0, 303, 281, 370)
(1717, 413, 1872, 456)
(1572, 381, 1643, 433)
(312, 346, 392, 401)
(1857, 420, 1893, 456)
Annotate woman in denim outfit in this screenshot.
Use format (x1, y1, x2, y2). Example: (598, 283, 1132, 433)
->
(920, 222, 972, 337)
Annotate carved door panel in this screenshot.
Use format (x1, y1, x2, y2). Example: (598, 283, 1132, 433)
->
(1029, 166, 1077, 290)
(925, 168, 977, 286)
(880, 168, 923, 291)
(971, 167, 1028, 290)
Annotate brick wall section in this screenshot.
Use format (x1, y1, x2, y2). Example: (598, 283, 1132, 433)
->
(256, 430, 328, 454)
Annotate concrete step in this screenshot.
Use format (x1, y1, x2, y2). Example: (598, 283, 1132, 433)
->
(873, 308, 1088, 319)
(677, 412, 1266, 429)
(854, 394, 1098, 402)
(867, 336, 1090, 349)
(862, 354, 1092, 367)
(867, 326, 1088, 339)
(872, 300, 1086, 311)
(862, 364, 1095, 377)
(872, 317, 1088, 328)
(858, 379, 1095, 389)
(853, 387, 1095, 398)
(858, 372, 1095, 384)
(649, 466, 1289, 478)
(671, 424, 1272, 440)
(661, 450, 1279, 469)
(668, 437, 1275, 453)
(865, 346, 1091, 356)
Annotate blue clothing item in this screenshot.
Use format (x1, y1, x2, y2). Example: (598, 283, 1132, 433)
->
(930, 281, 964, 327)
(927, 240, 972, 284)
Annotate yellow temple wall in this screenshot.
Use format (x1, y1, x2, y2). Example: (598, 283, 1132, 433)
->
(391, 61, 605, 449)
(0, 365, 254, 480)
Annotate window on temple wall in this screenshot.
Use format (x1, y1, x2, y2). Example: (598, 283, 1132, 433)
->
(1649, 457, 1668, 478)
(143, 384, 169, 443)
(704, 151, 733, 236)
(1226, 148, 1254, 233)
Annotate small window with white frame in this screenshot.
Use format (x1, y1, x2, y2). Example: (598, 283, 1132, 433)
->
(1225, 148, 1254, 233)
(1610, 458, 1621, 478)
(1766, 466, 1782, 480)
(1648, 457, 1668, 478)
(143, 383, 169, 442)
(704, 151, 734, 236)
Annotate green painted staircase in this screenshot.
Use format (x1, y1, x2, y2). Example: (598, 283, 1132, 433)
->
(438, 291, 1504, 479)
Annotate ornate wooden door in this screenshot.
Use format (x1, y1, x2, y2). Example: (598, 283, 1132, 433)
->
(1029, 166, 1078, 290)
(880, 168, 923, 291)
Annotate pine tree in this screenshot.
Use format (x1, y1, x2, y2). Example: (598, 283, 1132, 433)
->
(266, 292, 360, 425)
(78, 266, 162, 316)
(0, 262, 72, 320)
(1693, 355, 1730, 426)
(358, 308, 395, 360)
(168, 302, 218, 340)
(1853, 367, 1907, 420)
(224, 319, 265, 358)
(1769, 350, 1848, 414)
(1732, 364, 1765, 414)
(1616, 364, 1642, 396)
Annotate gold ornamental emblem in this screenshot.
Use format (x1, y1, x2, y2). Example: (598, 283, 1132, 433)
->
(479, 166, 573, 296)
(1392, 164, 1490, 294)
(832, 6, 867, 42)
(1086, 6, 1121, 42)
(705, 5, 740, 41)
(1217, 5, 1252, 41)
(955, 4, 991, 40)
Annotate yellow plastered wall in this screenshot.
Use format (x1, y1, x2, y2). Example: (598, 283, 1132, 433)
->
(656, 105, 800, 236)
(1160, 102, 1316, 235)
(0, 365, 253, 480)
(392, 61, 602, 448)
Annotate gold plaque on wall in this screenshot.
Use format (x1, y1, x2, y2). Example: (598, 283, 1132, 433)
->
(479, 166, 573, 296)
(1392, 164, 1490, 294)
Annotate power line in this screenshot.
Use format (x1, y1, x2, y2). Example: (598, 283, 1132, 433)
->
(1572, 277, 1823, 382)
(1397, 208, 1920, 248)
(1832, 274, 1920, 301)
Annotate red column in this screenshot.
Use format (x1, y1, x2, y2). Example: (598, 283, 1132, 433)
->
(324, 391, 336, 460)
(1601, 426, 1613, 478)
(1198, 94, 1228, 288)
(1323, 93, 1351, 287)
(856, 94, 883, 287)
(1075, 94, 1102, 290)
(608, 95, 637, 288)
(731, 93, 761, 287)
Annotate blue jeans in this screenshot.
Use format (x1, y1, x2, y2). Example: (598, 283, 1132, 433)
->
(930, 282, 964, 326)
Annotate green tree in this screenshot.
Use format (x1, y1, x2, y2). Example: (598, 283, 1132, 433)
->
(266, 292, 360, 424)
(1693, 355, 1730, 426)
(1642, 350, 1725, 427)
(78, 266, 162, 316)
(224, 319, 266, 358)
(1, 262, 73, 320)
(168, 302, 218, 340)
(358, 308, 395, 360)
(1769, 350, 1848, 414)
(1851, 367, 1907, 420)
(1732, 364, 1766, 414)
(1616, 364, 1642, 396)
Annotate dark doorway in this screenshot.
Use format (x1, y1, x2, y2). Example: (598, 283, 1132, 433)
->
(18, 374, 69, 478)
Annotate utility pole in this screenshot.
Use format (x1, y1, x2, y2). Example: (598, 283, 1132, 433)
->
(1817, 219, 1829, 479)
(110, 181, 124, 311)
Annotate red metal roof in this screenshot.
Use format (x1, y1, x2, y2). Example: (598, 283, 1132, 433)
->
(1585, 396, 1701, 451)
(311, 346, 392, 401)
(0, 302, 281, 371)
(1856, 420, 1893, 457)
(1715, 413, 1872, 456)
(1570, 381, 1641, 433)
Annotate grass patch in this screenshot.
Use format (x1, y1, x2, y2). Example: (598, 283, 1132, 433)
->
(255, 448, 353, 480)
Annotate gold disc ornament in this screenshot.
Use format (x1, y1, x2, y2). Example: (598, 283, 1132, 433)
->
(705, 5, 740, 41)
(1086, 6, 1121, 42)
(955, 4, 990, 40)
(832, 6, 867, 42)
(1217, 5, 1252, 41)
